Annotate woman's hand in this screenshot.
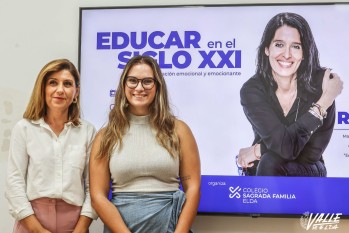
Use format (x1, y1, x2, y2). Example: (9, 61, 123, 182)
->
(38, 230, 52, 233)
(237, 144, 260, 168)
(318, 69, 343, 110)
(18, 215, 52, 233)
(72, 216, 92, 233)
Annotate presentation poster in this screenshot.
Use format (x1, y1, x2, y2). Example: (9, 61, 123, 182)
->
(80, 4, 349, 215)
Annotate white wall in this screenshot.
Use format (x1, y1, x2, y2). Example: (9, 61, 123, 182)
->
(1, 0, 348, 232)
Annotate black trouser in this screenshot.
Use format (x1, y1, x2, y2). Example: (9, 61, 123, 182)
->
(255, 151, 327, 177)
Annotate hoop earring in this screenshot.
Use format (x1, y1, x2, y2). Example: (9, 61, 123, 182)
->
(72, 98, 77, 104)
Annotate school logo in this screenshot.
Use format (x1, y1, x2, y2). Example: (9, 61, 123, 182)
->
(229, 186, 241, 198)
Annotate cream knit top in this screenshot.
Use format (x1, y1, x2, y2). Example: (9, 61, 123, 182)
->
(109, 114, 180, 193)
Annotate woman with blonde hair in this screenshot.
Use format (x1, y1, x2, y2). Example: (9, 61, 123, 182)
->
(6, 59, 97, 232)
(90, 55, 201, 233)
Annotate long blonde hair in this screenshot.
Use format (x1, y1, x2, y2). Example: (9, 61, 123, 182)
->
(23, 59, 81, 126)
(97, 55, 179, 159)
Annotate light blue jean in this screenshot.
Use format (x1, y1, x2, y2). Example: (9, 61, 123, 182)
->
(103, 190, 193, 233)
